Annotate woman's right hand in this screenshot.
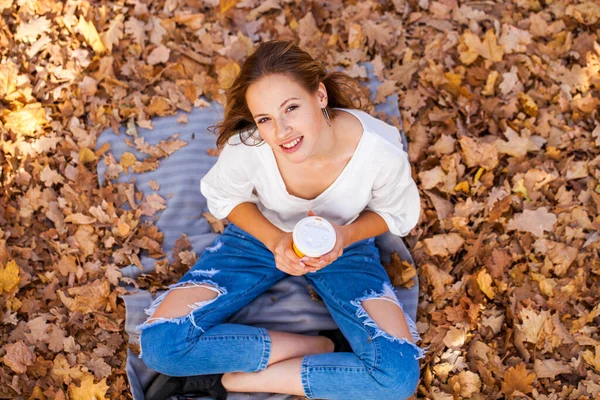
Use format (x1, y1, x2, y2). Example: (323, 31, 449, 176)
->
(269, 232, 313, 276)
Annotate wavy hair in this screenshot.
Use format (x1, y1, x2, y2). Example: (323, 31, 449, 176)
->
(208, 40, 373, 148)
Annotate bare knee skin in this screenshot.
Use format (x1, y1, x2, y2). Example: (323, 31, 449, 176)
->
(362, 296, 414, 343)
(147, 284, 220, 322)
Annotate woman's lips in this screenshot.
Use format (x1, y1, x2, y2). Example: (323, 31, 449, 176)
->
(280, 136, 303, 153)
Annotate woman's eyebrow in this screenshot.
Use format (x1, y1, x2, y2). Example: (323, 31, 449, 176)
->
(253, 97, 300, 118)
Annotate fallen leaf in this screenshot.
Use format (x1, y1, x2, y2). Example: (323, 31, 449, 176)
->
(69, 373, 109, 400)
(476, 269, 495, 299)
(502, 363, 535, 395)
(147, 45, 170, 65)
(506, 207, 557, 238)
(449, 370, 481, 398)
(0, 260, 20, 294)
(533, 358, 572, 379)
(424, 233, 465, 256)
(76, 16, 106, 54)
(2, 340, 35, 374)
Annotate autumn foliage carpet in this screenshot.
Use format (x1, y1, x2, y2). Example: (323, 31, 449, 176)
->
(0, 0, 599, 399)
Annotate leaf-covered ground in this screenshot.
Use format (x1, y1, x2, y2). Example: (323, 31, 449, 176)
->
(1, 0, 599, 399)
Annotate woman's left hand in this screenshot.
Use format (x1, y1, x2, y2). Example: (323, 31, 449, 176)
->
(301, 210, 348, 273)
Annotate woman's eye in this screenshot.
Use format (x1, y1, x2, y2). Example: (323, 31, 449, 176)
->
(257, 106, 296, 124)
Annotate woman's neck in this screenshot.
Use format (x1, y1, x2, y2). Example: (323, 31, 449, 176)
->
(302, 117, 339, 164)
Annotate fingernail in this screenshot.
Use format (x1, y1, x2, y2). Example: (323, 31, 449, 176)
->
(319, 260, 325, 264)
(300, 262, 305, 268)
(300, 257, 309, 262)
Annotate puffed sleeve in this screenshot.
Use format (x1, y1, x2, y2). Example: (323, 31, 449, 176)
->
(366, 151, 421, 237)
(200, 142, 259, 219)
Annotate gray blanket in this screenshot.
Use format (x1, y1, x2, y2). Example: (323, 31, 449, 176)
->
(96, 62, 420, 400)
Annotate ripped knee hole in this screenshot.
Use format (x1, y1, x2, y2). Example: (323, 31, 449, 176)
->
(146, 282, 225, 323)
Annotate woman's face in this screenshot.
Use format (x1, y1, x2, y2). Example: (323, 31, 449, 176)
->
(245, 73, 328, 164)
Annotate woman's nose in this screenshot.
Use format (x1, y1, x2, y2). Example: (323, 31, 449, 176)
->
(275, 120, 292, 138)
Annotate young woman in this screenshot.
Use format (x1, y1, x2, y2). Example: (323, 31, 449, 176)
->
(136, 40, 425, 400)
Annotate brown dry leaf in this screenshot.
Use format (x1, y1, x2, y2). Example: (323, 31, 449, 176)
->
(459, 29, 504, 64)
(2, 340, 35, 374)
(422, 263, 454, 301)
(147, 45, 171, 65)
(502, 363, 535, 395)
(383, 251, 416, 289)
(419, 166, 446, 190)
(506, 207, 557, 238)
(202, 212, 227, 234)
(583, 346, 600, 372)
(15, 16, 51, 43)
(100, 14, 124, 53)
(140, 193, 167, 216)
(64, 213, 97, 225)
(533, 358, 572, 379)
(443, 327, 466, 350)
(459, 136, 498, 170)
(496, 127, 540, 158)
(124, 17, 146, 46)
(66, 280, 111, 314)
(449, 370, 481, 398)
(517, 308, 551, 346)
(424, 233, 465, 256)
(499, 24, 533, 53)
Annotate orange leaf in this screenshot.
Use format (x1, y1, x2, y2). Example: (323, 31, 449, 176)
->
(502, 363, 535, 395)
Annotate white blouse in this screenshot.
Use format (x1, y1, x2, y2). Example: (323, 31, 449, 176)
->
(200, 108, 421, 237)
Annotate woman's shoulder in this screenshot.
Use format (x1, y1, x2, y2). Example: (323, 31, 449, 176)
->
(218, 132, 265, 166)
(336, 108, 405, 156)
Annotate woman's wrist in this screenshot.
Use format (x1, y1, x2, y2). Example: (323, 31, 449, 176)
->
(264, 229, 286, 253)
(339, 224, 355, 247)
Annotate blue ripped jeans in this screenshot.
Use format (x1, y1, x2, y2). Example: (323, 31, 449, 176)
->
(136, 224, 425, 400)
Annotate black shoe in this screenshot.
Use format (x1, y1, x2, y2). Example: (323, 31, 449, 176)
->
(318, 329, 352, 353)
(145, 372, 227, 400)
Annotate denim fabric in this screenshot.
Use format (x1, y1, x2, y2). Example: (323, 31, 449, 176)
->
(136, 224, 425, 400)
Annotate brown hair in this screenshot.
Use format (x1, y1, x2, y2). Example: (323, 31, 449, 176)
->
(209, 40, 373, 148)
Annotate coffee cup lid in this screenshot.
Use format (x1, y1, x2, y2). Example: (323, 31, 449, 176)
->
(292, 216, 336, 258)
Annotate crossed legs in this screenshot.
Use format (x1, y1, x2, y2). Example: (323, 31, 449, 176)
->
(146, 284, 415, 397)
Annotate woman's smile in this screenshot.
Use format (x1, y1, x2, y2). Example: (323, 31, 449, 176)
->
(280, 136, 304, 153)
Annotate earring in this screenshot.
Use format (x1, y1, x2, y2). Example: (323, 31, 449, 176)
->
(322, 107, 331, 126)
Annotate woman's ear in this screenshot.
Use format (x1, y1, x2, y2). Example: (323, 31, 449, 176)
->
(317, 82, 328, 107)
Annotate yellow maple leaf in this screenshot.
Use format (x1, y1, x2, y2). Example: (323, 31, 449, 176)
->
(218, 61, 241, 90)
(518, 92, 538, 117)
(120, 152, 137, 170)
(583, 345, 600, 372)
(511, 177, 531, 201)
(4, 103, 48, 137)
(76, 16, 106, 54)
(476, 269, 496, 299)
(69, 373, 109, 400)
(502, 363, 535, 395)
(79, 147, 97, 164)
(459, 29, 504, 65)
(219, 0, 239, 14)
(0, 260, 21, 294)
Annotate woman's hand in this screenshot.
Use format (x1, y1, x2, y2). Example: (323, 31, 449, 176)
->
(301, 210, 348, 273)
(269, 231, 311, 276)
